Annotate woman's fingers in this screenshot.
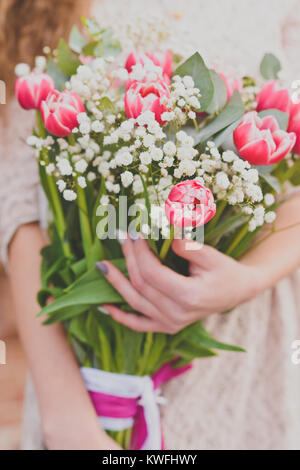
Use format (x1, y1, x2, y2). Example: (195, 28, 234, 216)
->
(96, 261, 156, 317)
(121, 237, 179, 318)
(172, 239, 230, 270)
(102, 304, 181, 334)
(126, 235, 190, 298)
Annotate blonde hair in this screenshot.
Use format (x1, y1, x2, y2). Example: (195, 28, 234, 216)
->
(0, 0, 92, 98)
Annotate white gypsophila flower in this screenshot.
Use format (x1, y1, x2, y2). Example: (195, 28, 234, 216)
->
(179, 160, 196, 176)
(57, 138, 69, 150)
(161, 111, 175, 122)
(35, 56, 47, 72)
(79, 122, 91, 134)
(163, 141, 177, 157)
(85, 148, 94, 161)
(56, 179, 66, 193)
(143, 134, 156, 148)
(248, 219, 257, 232)
(46, 163, 55, 175)
(243, 168, 259, 184)
(100, 195, 110, 206)
(91, 120, 105, 133)
(187, 96, 200, 108)
(133, 178, 143, 195)
(253, 206, 265, 220)
(26, 136, 39, 147)
(188, 111, 196, 120)
(44, 136, 54, 146)
(78, 176, 87, 189)
(75, 159, 88, 173)
(63, 189, 77, 201)
(106, 114, 116, 124)
(183, 76, 195, 88)
(140, 151, 152, 165)
(77, 112, 90, 124)
(264, 193, 275, 207)
(98, 161, 110, 177)
(233, 159, 248, 173)
(245, 184, 263, 202)
(87, 172, 96, 182)
(150, 147, 164, 162)
(121, 171, 134, 187)
(265, 211, 276, 224)
(222, 150, 237, 163)
(216, 172, 230, 190)
(15, 63, 31, 77)
(116, 150, 133, 166)
(57, 158, 73, 176)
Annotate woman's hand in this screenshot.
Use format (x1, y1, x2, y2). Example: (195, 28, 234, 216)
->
(97, 235, 266, 334)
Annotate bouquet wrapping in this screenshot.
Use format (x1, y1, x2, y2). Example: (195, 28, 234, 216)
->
(16, 18, 300, 449)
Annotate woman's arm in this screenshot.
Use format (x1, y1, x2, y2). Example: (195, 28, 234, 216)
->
(96, 194, 300, 333)
(8, 222, 120, 450)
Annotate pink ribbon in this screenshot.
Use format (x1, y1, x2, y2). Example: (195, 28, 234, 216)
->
(87, 361, 192, 450)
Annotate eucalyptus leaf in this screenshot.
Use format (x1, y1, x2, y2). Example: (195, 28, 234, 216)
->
(213, 118, 241, 148)
(195, 91, 244, 144)
(46, 59, 68, 91)
(206, 70, 227, 115)
(260, 53, 281, 80)
(69, 26, 87, 53)
(258, 170, 281, 193)
(57, 39, 81, 76)
(174, 52, 214, 111)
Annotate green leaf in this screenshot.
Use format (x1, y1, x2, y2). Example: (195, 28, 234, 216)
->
(289, 159, 300, 185)
(69, 26, 87, 53)
(38, 277, 123, 317)
(206, 70, 227, 115)
(213, 119, 242, 148)
(174, 52, 214, 111)
(258, 171, 281, 194)
(82, 41, 101, 57)
(37, 287, 64, 308)
(81, 17, 102, 39)
(195, 91, 244, 144)
(43, 303, 89, 325)
(174, 340, 217, 359)
(258, 109, 289, 131)
(57, 39, 81, 76)
(205, 213, 246, 244)
(98, 96, 114, 112)
(46, 59, 68, 90)
(260, 53, 281, 80)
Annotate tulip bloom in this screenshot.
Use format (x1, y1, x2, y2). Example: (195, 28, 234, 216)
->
(256, 80, 291, 113)
(288, 103, 300, 155)
(41, 89, 85, 137)
(234, 111, 296, 165)
(165, 180, 216, 228)
(15, 72, 55, 110)
(125, 51, 173, 82)
(125, 79, 170, 124)
(219, 73, 242, 100)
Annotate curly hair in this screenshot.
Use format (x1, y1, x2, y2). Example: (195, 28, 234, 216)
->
(0, 0, 92, 98)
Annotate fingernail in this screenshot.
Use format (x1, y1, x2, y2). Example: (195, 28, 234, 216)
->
(129, 229, 139, 243)
(116, 229, 127, 245)
(96, 262, 109, 275)
(98, 307, 110, 315)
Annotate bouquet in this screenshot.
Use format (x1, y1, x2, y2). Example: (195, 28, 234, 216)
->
(15, 17, 300, 449)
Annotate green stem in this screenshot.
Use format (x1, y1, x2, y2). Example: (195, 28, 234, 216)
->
(137, 333, 153, 375)
(159, 226, 175, 261)
(77, 185, 93, 264)
(36, 110, 46, 139)
(226, 223, 249, 256)
(206, 200, 227, 232)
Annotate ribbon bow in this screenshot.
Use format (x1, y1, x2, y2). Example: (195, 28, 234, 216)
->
(81, 361, 192, 450)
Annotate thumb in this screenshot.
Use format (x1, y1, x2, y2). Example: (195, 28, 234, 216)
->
(172, 238, 227, 270)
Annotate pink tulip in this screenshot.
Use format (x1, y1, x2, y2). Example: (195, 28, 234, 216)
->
(125, 79, 170, 124)
(233, 111, 296, 165)
(165, 180, 216, 228)
(40, 89, 85, 137)
(125, 51, 173, 83)
(288, 103, 300, 154)
(219, 73, 242, 100)
(15, 72, 55, 110)
(256, 80, 291, 113)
